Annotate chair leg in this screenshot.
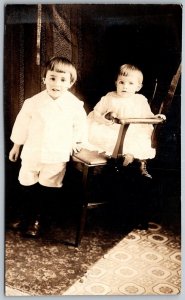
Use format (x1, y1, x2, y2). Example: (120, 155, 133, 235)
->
(75, 165, 89, 247)
(75, 202, 88, 247)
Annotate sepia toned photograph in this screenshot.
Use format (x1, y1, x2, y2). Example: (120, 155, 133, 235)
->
(4, 3, 181, 296)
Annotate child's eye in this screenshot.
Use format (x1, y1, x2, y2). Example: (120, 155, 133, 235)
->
(61, 78, 66, 82)
(129, 82, 133, 85)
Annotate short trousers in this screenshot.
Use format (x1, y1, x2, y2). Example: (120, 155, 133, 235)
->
(18, 160, 67, 187)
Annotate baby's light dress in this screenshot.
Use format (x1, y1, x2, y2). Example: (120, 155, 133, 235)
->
(87, 91, 156, 160)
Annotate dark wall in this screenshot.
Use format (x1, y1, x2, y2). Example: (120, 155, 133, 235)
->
(77, 4, 181, 107)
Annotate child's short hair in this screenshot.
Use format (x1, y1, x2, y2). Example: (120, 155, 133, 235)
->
(119, 64, 143, 85)
(44, 56, 77, 84)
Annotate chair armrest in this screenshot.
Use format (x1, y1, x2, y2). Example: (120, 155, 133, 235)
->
(112, 117, 165, 158)
(120, 117, 165, 125)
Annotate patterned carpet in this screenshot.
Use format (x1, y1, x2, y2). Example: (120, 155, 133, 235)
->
(5, 219, 181, 296)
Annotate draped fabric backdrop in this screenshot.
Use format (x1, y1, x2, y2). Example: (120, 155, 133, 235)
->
(4, 4, 83, 138)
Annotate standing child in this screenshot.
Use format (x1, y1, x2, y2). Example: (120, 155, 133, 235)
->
(87, 64, 166, 178)
(9, 56, 87, 237)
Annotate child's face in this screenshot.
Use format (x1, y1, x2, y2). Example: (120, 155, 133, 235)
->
(44, 70, 73, 100)
(116, 73, 142, 98)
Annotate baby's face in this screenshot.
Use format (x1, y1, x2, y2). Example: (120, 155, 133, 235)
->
(44, 70, 72, 99)
(116, 73, 142, 98)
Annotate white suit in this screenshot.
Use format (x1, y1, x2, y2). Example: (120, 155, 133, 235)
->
(11, 90, 87, 186)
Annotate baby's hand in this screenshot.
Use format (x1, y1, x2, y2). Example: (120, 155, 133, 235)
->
(104, 112, 120, 124)
(102, 114, 114, 125)
(72, 142, 82, 154)
(155, 114, 166, 121)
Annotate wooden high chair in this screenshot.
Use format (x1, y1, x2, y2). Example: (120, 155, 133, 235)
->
(71, 63, 181, 247)
(72, 118, 164, 247)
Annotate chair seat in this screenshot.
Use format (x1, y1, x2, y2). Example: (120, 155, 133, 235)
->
(72, 148, 108, 165)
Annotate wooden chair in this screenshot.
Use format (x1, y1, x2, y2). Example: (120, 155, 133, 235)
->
(71, 117, 164, 247)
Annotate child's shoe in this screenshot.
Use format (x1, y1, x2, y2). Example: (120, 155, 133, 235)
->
(140, 160, 152, 179)
(8, 218, 22, 230)
(25, 219, 41, 238)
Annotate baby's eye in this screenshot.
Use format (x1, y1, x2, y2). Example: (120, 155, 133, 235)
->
(119, 81, 124, 84)
(61, 78, 66, 82)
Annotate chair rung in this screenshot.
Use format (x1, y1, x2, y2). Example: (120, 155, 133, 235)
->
(87, 202, 106, 208)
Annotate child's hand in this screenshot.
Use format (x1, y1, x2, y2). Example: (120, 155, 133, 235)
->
(155, 114, 166, 121)
(104, 112, 120, 124)
(72, 142, 82, 154)
(9, 144, 21, 162)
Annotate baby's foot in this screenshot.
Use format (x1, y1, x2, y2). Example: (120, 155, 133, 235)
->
(123, 153, 134, 166)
